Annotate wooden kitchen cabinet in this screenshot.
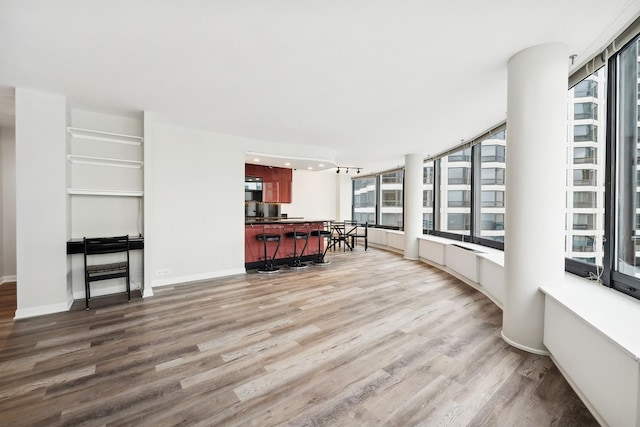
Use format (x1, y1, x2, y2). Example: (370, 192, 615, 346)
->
(245, 164, 292, 203)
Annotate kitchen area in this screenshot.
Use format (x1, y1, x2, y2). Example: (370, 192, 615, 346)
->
(244, 163, 329, 270)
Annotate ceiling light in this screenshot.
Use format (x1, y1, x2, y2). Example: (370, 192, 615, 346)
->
(307, 166, 313, 170)
(336, 168, 340, 174)
(357, 168, 361, 174)
(284, 162, 291, 166)
(346, 168, 349, 174)
(318, 163, 324, 167)
(254, 158, 260, 162)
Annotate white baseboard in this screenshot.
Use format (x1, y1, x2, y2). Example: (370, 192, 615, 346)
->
(151, 268, 246, 288)
(1, 275, 16, 285)
(14, 300, 72, 320)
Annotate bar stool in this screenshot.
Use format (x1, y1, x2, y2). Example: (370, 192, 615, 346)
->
(255, 226, 282, 274)
(285, 224, 309, 269)
(310, 221, 332, 265)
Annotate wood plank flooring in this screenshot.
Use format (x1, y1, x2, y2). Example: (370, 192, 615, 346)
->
(0, 249, 596, 426)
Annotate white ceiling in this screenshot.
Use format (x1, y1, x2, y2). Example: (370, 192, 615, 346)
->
(1, 1, 639, 173)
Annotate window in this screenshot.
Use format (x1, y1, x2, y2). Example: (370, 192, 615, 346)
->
(482, 190, 505, 207)
(573, 213, 596, 230)
(573, 79, 598, 98)
(573, 169, 597, 186)
(423, 213, 433, 230)
(613, 37, 640, 294)
(478, 138, 507, 243)
(481, 168, 505, 185)
(353, 177, 376, 224)
(448, 213, 470, 230)
(574, 102, 598, 120)
(439, 149, 471, 236)
(566, 67, 606, 268)
(572, 235, 595, 252)
(574, 124, 598, 142)
(423, 189, 433, 208)
(481, 213, 504, 230)
(379, 169, 403, 227)
(448, 167, 470, 185)
(573, 191, 596, 208)
(422, 161, 434, 232)
(448, 148, 471, 162)
(382, 190, 402, 207)
(423, 165, 434, 184)
(481, 144, 506, 162)
(448, 190, 470, 207)
(573, 147, 597, 164)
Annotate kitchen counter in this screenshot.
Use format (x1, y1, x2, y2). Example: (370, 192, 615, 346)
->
(245, 219, 332, 269)
(245, 217, 325, 225)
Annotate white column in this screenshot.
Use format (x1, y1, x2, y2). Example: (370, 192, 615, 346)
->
(503, 43, 568, 354)
(404, 153, 423, 260)
(15, 88, 69, 318)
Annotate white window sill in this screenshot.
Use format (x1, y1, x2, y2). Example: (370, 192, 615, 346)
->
(541, 275, 640, 362)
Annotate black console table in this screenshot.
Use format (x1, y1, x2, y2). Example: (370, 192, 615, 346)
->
(67, 235, 144, 254)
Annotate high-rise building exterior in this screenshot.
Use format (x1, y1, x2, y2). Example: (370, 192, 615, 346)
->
(565, 69, 606, 265)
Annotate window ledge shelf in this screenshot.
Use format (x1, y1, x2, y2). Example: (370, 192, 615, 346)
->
(67, 188, 143, 197)
(67, 155, 143, 168)
(67, 127, 143, 146)
(540, 276, 640, 362)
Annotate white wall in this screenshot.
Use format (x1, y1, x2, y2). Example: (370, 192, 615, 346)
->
(1, 126, 16, 283)
(145, 118, 246, 288)
(336, 173, 352, 221)
(15, 88, 69, 318)
(284, 169, 336, 219)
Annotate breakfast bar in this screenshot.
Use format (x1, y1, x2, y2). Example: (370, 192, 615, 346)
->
(245, 219, 331, 270)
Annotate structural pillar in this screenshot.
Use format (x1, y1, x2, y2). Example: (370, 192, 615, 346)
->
(503, 43, 568, 354)
(404, 153, 423, 260)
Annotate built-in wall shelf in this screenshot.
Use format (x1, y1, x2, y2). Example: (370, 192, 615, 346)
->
(67, 154, 143, 168)
(67, 188, 144, 197)
(67, 127, 143, 146)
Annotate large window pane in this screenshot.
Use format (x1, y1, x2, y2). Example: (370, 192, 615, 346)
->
(615, 37, 640, 280)
(566, 66, 605, 266)
(353, 177, 376, 224)
(422, 161, 434, 231)
(439, 148, 470, 235)
(380, 169, 403, 227)
(479, 133, 507, 242)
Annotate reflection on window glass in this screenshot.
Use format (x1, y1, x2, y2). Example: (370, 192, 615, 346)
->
(573, 169, 597, 186)
(448, 167, 470, 185)
(448, 213, 470, 230)
(448, 190, 470, 207)
(615, 37, 640, 278)
(380, 169, 403, 227)
(353, 177, 376, 224)
(566, 66, 605, 266)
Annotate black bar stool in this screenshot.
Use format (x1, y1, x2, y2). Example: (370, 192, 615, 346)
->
(310, 221, 332, 265)
(285, 224, 309, 269)
(255, 226, 282, 274)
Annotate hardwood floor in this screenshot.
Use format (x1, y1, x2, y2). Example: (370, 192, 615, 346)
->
(0, 249, 596, 426)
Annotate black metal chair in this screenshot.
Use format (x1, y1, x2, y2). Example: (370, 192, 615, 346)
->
(347, 221, 368, 250)
(255, 226, 282, 273)
(285, 225, 310, 269)
(83, 235, 131, 310)
(310, 221, 332, 265)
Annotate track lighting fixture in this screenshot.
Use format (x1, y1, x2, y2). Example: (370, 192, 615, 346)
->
(335, 165, 362, 175)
